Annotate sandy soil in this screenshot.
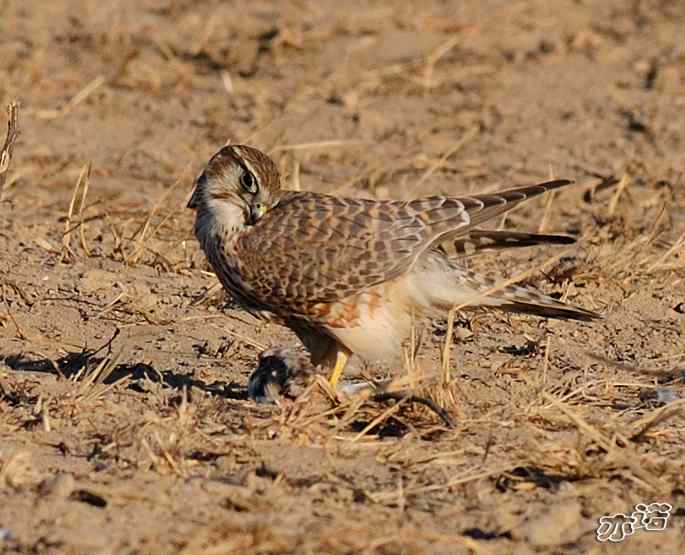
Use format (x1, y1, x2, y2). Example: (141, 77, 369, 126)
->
(1, 1, 684, 553)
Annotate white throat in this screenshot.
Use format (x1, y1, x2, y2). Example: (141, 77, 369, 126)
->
(195, 198, 246, 251)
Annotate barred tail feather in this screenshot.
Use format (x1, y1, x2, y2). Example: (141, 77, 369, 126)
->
(409, 259, 601, 322)
(496, 299, 599, 321)
(489, 283, 600, 321)
(440, 230, 576, 259)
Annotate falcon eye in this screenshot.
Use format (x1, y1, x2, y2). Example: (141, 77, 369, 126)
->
(240, 170, 258, 194)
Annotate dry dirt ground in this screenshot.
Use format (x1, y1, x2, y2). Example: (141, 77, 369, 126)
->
(1, 1, 685, 554)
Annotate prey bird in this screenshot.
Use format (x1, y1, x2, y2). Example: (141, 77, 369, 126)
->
(188, 145, 598, 390)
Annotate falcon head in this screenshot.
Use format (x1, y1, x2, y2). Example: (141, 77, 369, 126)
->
(187, 144, 281, 226)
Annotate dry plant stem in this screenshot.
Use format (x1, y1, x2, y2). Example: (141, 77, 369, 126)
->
(368, 464, 517, 502)
(76, 328, 121, 364)
(629, 399, 685, 440)
(75, 350, 123, 393)
(422, 35, 462, 92)
(607, 174, 630, 217)
(2, 284, 26, 339)
(645, 228, 685, 273)
(537, 167, 556, 233)
(220, 70, 234, 94)
(34, 75, 105, 120)
(441, 308, 456, 385)
(541, 336, 551, 387)
(0, 101, 20, 199)
(61, 163, 92, 262)
(643, 202, 668, 249)
(435, 249, 580, 410)
(541, 392, 613, 452)
(125, 190, 173, 265)
(269, 139, 365, 153)
(77, 165, 92, 255)
(190, 282, 223, 307)
(404, 314, 420, 389)
(409, 127, 478, 195)
(352, 397, 405, 442)
(0, 279, 32, 306)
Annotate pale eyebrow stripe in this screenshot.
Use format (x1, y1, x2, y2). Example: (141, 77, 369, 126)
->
(233, 146, 261, 188)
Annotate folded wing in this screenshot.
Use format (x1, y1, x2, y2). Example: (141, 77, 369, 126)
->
(234, 180, 575, 308)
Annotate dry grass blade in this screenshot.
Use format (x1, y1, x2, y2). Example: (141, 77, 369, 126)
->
(537, 166, 558, 233)
(77, 164, 92, 255)
(607, 174, 631, 217)
(368, 464, 516, 503)
(541, 392, 613, 452)
(269, 139, 366, 153)
(408, 127, 478, 195)
(1, 284, 27, 339)
(73, 349, 125, 402)
(190, 281, 223, 307)
(351, 396, 406, 442)
(0, 101, 20, 199)
(628, 399, 685, 440)
(81, 353, 114, 387)
(645, 228, 685, 273)
(34, 75, 105, 120)
(441, 309, 456, 386)
(536, 190, 556, 233)
(422, 35, 462, 92)
(61, 163, 92, 262)
(220, 70, 234, 94)
(432, 247, 583, 403)
(124, 188, 178, 266)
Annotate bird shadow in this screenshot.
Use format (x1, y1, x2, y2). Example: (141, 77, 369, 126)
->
(1, 349, 248, 401)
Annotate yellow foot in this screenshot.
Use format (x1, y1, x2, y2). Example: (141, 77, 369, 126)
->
(327, 347, 351, 388)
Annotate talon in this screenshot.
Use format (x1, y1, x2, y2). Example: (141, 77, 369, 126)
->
(326, 346, 351, 388)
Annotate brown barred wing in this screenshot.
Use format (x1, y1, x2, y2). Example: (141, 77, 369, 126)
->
(423, 179, 574, 248)
(233, 179, 574, 308)
(233, 191, 470, 306)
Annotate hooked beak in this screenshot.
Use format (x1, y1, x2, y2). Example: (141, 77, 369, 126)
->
(247, 203, 266, 225)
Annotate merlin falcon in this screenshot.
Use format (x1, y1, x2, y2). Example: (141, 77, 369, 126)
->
(188, 145, 598, 389)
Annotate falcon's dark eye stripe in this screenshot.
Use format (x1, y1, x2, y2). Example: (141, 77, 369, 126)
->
(240, 170, 258, 194)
